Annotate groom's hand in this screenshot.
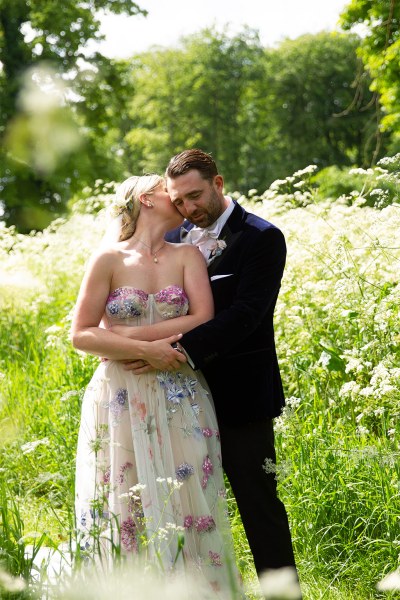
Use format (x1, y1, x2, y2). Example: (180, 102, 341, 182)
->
(122, 359, 153, 374)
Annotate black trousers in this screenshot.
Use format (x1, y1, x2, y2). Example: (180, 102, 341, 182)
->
(219, 419, 297, 574)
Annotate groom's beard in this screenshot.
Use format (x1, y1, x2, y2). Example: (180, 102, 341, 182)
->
(184, 189, 223, 228)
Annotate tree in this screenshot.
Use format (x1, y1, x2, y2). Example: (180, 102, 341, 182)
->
(340, 0, 400, 155)
(259, 32, 379, 185)
(0, 0, 145, 230)
(124, 28, 266, 192)
(123, 29, 380, 194)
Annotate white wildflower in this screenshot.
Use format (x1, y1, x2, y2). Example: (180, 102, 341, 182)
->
(376, 569, 400, 591)
(259, 566, 302, 599)
(21, 438, 50, 454)
(129, 483, 147, 493)
(356, 426, 370, 436)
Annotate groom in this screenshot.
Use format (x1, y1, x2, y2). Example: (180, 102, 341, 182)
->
(164, 149, 298, 579)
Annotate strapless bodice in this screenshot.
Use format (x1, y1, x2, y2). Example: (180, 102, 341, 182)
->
(105, 284, 189, 323)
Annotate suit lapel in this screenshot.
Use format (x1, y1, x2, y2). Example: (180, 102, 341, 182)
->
(207, 203, 245, 276)
(180, 222, 194, 242)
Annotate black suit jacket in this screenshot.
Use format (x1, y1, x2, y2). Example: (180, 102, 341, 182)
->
(165, 201, 286, 425)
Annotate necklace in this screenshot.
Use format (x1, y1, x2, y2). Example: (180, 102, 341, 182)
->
(132, 236, 166, 263)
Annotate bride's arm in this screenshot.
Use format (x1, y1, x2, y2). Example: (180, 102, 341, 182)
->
(108, 245, 214, 341)
(70, 250, 185, 369)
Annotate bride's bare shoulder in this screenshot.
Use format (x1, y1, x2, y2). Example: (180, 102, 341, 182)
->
(86, 243, 123, 269)
(167, 242, 199, 254)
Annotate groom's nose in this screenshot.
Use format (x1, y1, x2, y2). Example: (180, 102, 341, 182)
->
(182, 200, 198, 217)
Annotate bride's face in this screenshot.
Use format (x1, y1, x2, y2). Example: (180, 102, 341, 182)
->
(151, 183, 184, 228)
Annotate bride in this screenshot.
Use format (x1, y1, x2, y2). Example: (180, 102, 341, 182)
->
(70, 174, 242, 596)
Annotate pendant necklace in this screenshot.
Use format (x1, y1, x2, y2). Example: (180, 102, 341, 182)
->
(132, 236, 166, 263)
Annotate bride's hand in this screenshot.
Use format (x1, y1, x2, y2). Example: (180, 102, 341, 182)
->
(122, 334, 186, 372)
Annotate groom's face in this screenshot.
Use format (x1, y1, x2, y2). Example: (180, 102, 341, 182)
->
(167, 170, 225, 228)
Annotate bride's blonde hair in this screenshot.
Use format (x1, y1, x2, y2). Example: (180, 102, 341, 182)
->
(115, 174, 164, 242)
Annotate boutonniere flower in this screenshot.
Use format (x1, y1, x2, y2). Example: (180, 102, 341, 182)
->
(209, 238, 227, 260)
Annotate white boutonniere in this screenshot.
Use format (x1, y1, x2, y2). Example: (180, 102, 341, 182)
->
(209, 238, 227, 261)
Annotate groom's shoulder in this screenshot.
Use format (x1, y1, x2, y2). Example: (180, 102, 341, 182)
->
(241, 205, 282, 235)
(165, 225, 183, 242)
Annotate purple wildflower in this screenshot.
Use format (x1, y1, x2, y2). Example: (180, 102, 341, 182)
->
(120, 516, 137, 552)
(102, 467, 111, 485)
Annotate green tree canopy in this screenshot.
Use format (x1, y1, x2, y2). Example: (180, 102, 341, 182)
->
(123, 29, 378, 194)
(340, 0, 400, 152)
(260, 32, 378, 184)
(0, 0, 145, 230)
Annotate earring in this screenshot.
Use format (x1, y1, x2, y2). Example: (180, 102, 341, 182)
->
(147, 201, 154, 207)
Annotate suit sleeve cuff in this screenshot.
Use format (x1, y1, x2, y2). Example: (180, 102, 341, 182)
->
(179, 344, 195, 369)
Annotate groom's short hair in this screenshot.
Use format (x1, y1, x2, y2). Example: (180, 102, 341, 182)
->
(165, 149, 218, 182)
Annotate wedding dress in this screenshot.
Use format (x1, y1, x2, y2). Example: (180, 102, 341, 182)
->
(75, 284, 242, 596)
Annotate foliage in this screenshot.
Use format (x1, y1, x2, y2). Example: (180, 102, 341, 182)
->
(124, 27, 266, 190)
(260, 32, 379, 181)
(124, 30, 382, 195)
(1, 17, 395, 231)
(259, 152, 400, 209)
(340, 0, 400, 146)
(313, 155, 400, 207)
(0, 0, 144, 229)
(0, 161, 399, 598)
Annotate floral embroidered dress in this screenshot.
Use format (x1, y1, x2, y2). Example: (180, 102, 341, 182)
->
(75, 285, 242, 596)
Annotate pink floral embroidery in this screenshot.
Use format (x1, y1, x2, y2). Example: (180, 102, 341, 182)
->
(201, 455, 213, 489)
(154, 285, 189, 306)
(209, 550, 222, 566)
(131, 395, 147, 421)
(118, 461, 133, 484)
(202, 455, 213, 476)
(184, 515, 194, 529)
(202, 427, 213, 438)
(194, 515, 216, 533)
(154, 285, 189, 319)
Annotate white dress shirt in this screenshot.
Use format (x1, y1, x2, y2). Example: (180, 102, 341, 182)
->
(186, 196, 234, 263)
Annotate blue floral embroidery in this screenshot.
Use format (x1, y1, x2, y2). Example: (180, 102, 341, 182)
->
(176, 462, 195, 481)
(105, 288, 147, 319)
(166, 383, 185, 404)
(182, 376, 198, 399)
(106, 388, 129, 425)
(191, 403, 200, 416)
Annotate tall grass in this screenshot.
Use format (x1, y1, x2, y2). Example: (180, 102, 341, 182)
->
(0, 160, 399, 598)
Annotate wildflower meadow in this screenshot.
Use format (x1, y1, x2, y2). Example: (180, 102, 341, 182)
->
(0, 157, 399, 599)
